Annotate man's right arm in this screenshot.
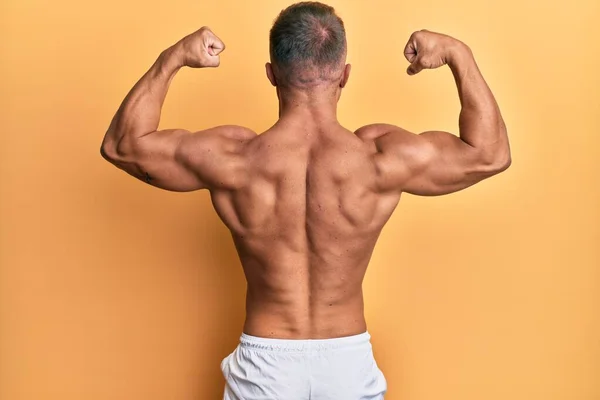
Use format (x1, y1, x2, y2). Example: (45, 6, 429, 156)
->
(363, 31, 511, 196)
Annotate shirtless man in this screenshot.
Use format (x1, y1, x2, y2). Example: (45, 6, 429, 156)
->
(101, 2, 510, 399)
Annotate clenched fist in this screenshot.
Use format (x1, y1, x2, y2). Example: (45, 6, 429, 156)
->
(403, 30, 465, 75)
(176, 27, 225, 68)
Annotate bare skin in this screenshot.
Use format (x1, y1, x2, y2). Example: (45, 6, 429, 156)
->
(101, 27, 510, 339)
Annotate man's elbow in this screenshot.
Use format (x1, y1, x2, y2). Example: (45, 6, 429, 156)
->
(100, 136, 134, 164)
(496, 149, 512, 172)
(476, 122, 511, 174)
(100, 140, 122, 164)
(478, 144, 512, 176)
(492, 124, 512, 173)
(100, 143, 113, 162)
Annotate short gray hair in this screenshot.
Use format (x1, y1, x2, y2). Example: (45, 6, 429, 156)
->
(269, 2, 346, 84)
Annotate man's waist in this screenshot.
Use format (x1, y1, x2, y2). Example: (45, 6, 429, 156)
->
(243, 303, 367, 339)
(238, 330, 372, 353)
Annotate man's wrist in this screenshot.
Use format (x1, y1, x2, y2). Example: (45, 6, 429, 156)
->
(445, 40, 472, 68)
(159, 45, 185, 70)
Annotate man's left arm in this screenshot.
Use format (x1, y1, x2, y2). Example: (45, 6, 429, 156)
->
(100, 27, 256, 192)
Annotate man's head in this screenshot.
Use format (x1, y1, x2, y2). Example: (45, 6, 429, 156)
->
(267, 2, 350, 91)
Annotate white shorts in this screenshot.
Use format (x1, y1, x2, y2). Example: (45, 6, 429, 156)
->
(220, 331, 387, 399)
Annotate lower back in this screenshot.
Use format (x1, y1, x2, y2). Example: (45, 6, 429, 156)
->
(243, 290, 368, 339)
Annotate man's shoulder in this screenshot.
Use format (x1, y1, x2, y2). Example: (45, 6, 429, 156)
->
(353, 123, 410, 141)
(205, 125, 258, 141)
(353, 124, 425, 160)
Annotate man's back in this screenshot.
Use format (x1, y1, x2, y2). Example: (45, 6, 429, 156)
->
(211, 122, 401, 338)
(100, 3, 510, 397)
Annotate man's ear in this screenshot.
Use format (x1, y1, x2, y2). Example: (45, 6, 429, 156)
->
(340, 64, 351, 88)
(266, 62, 277, 87)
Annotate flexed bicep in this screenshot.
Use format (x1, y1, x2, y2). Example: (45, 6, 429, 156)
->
(103, 126, 255, 192)
(366, 127, 503, 196)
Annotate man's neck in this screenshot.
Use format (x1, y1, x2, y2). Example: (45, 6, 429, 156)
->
(277, 86, 339, 126)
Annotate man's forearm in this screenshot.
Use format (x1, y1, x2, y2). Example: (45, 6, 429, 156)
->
(447, 44, 509, 161)
(102, 45, 183, 150)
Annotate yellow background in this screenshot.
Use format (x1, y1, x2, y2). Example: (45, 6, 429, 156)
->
(1, 0, 599, 399)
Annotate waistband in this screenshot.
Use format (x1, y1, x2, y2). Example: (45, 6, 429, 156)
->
(239, 331, 371, 353)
